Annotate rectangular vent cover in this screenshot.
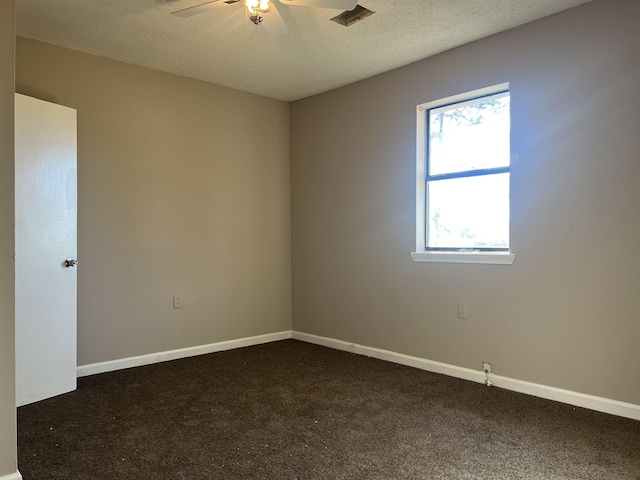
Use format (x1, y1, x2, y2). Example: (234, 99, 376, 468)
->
(330, 5, 374, 27)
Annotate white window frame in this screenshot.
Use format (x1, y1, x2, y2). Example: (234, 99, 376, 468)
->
(411, 83, 516, 265)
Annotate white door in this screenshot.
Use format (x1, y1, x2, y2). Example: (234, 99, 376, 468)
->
(15, 93, 78, 407)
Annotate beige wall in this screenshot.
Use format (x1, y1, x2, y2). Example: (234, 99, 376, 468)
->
(0, 0, 16, 476)
(16, 38, 292, 366)
(291, 0, 640, 405)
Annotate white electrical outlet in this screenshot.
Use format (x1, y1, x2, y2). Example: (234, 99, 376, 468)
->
(482, 362, 492, 373)
(173, 295, 183, 309)
(457, 301, 468, 319)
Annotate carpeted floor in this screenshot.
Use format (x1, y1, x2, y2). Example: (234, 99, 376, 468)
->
(18, 339, 640, 479)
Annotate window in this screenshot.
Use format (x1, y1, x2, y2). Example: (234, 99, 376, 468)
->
(411, 83, 515, 265)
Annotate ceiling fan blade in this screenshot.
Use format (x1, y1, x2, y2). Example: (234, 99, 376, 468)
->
(171, 0, 221, 17)
(262, 2, 289, 38)
(278, 0, 357, 10)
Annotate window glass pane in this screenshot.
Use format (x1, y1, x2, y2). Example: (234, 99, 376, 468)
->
(427, 173, 509, 249)
(428, 92, 510, 176)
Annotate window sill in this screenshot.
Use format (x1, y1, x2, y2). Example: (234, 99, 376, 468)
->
(410, 251, 516, 265)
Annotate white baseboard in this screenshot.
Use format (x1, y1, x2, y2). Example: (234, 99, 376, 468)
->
(75, 328, 640, 422)
(292, 331, 640, 422)
(0, 471, 22, 480)
(77, 331, 292, 377)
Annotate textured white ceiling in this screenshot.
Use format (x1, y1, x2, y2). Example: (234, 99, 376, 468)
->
(16, 0, 591, 101)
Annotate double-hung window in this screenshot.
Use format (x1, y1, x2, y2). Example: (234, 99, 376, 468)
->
(411, 83, 515, 264)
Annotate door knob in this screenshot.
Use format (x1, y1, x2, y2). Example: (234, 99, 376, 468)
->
(64, 259, 78, 268)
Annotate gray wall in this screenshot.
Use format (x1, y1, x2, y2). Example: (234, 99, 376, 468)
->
(0, 0, 16, 475)
(291, 0, 640, 405)
(16, 38, 292, 366)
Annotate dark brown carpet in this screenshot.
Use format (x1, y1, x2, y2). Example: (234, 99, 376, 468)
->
(18, 339, 640, 479)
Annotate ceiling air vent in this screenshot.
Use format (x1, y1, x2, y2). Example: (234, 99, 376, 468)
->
(330, 5, 374, 27)
(223, 0, 241, 4)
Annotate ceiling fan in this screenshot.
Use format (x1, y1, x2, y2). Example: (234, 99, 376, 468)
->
(171, 0, 359, 37)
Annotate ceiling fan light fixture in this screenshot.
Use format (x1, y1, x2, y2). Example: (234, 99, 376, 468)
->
(246, 0, 270, 13)
(246, 0, 270, 25)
